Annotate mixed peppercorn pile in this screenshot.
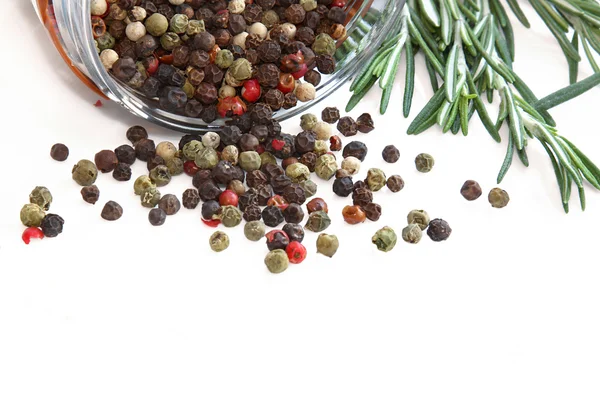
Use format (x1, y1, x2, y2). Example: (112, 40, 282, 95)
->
(92, 0, 348, 121)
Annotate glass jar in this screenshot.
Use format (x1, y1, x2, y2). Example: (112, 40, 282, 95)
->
(32, 0, 403, 132)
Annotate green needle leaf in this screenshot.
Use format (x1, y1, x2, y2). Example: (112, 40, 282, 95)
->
(403, 41, 416, 117)
(534, 72, 600, 111)
(569, 32, 580, 84)
(407, 85, 446, 134)
(506, 0, 531, 28)
(497, 134, 515, 183)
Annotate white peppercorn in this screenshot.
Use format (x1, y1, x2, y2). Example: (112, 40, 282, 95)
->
(341, 156, 361, 175)
(281, 23, 297, 39)
(295, 82, 316, 102)
(91, 0, 108, 16)
(228, 0, 246, 14)
(314, 121, 331, 140)
(100, 49, 119, 70)
(126, 21, 147, 42)
(249, 22, 268, 39)
(233, 32, 249, 49)
(202, 132, 221, 149)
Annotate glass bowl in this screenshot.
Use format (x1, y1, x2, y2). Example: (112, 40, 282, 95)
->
(32, 0, 404, 132)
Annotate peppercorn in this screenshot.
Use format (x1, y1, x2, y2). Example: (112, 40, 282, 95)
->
(342, 205, 366, 225)
(179, 188, 199, 210)
(314, 154, 337, 180)
(282, 183, 307, 205)
(225, 180, 245, 197)
(262, 205, 284, 227)
(239, 134, 259, 152)
(321, 107, 340, 124)
(379, 146, 400, 164)
(239, 151, 262, 172)
(265, 229, 290, 251)
(28, 186, 52, 211)
(133, 175, 155, 196)
(316, 233, 339, 257)
(251, 103, 273, 124)
(295, 82, 316, 102)
(194, 147, 218, 170)
(112, 56, 137, 81)
(401, 224, 422, 244)
(300, 114, 318, 131)
(100, 201, 123, 221)
(281, 163, 307, 184)
(198, 180, 222, 202)
(125, 126, 147, 145)
(336, 116, 357, 137)
(146, 208, 166, 226)
(111, 163, 131, 182)
(305, 211, 331, 232)
(328, 177, 352, 198)
(381, 176, 403, 195)
(265, 249, 289, 274)
(312, 32, 335, 55)
(352, 187, 373, 208)
(238, 188, 258, 212)
(311, 123, 330, 142)
(112, 145, 135, 167)
(281, 203, 304, 224)
(240, 203, 260, 222)
(334, 169, 348, 179)
(155, 194, 180, 215)
(50, 143, 69, 162)
(427, 219, 452, 242)
(243, 170, 266, 189)
(487, 188, 510, 209)
(284, 241, 305, 264)
(215, 205, 242, 228)
(182, 140, 204, 161)
(342, 141, 367, 161)
(372, 226, 397, 252)
(459, 180, 483, 201)
(72, 160, 98, 186)
(407, 209, 430, 230)
(305, 198, 327, 215)
(365, 168, 386, 192)
(40, 214, 64, 238)
(141, 187, 161, 208)
(148, 165, 171, 187)
(304, 70, 321, 87)
(209, 231, 230, 252)
(316, 54, 335, 74)
(296, 152, 316, 173)
(339, 156, 360, 176)
(415, 153, 435, 172)
(198, 201, 218, 221)
(299, 179, 317, 198)
(135, 138, 156, 162)
(20, 203, 46, 228)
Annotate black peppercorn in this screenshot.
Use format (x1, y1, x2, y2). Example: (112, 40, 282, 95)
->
(266, 230, 289, 251)
(460, 180, 483, 201)
(198, 180, 222, 201)
(243, 3, 264, 23)
(322, 107, 340, 124)
(127, 125, 148, 145)
(332, 176, 353, 197)
(352, 187, 373, 207)
(112, 57, 137, 81)
(282, 223, 304, 243)
(251, 103, 273, 124)
(239, 188, 259, 212)
(50, 143, 69, 161)
(159, 86, 188, 111)
(387, 175, 405, 192)
(135, 138, 156, 162)
(304, 70, 321, 87)
(189, 49, 211, 68)
(257, 40, 281, 63)
(263, 89, 285, 110)
(262, 205, 285, 227)
(158, 194, 181, 215)
(327, 6, 346, 23)
(203, 64, 224, 84)
(342, 141, 368, 161)
(282, 184, 306, 205)
(294, 131, 316, 154)
(193, 31, 216, 51)
(195, 8, 214, 26)
(142, 76, 161, 98)
(266, 119, 282, 136)
(382, 145, 400, 163)
(182, 188, 200, 209)
(256, 184, 274, 206)
(157, 4, 174, 19)
(305, 10, 321, 30)
(357, 113, 375, 133)
(243, 204, 262, 222)
(220, 125, 242, 146)
(282, 93, 298, 109)
(136, 35, 159, 58)
(363, 203, 382, 221)
(337, 116, 358, 137)
(201, 105, 218, 123)
(201, 200, 220, 220)
(147, 154, 165, 171)
(262, 163, 285, 180)
(81, 185, 100, 205)
(212, 160, 236, 184)
(114, 144, 136, 165)
(270, 174, 292, 194)
(239, 133, 260, 151)
(257, 0, 276, 9)
(299, 152, 317, 172)
(283, 203, 305, 224)
(195, 82, 218, 104)
(427, 219, 452, 242)
(101, 201, 123, 221)
(113, 163, 132, 181)
(148, 208, 167, 226)
(192, 169, 213, 189)
(40, 214, 65, 238)
(228, 14, 247, 34)
(316, 54, 335, 74)
(247, 170, 269, 188)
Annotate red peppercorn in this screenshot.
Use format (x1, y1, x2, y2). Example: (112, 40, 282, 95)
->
(267, 195, 289, 210)
(184, 160, 200, 176)
(280, 51, 305, 73)
(330, 135, 342, 151)
(286, 241, 307, 264)
(242, 79, 261, 103)
(202, 218, 221, 227)
(271, 139, 285, 151)
(266, 229, 290, 251)
(277, 73, 296, 94)
(146, 55, 159, 75)
(158, 54, 174, 64)
(219, 190, 239, 207)
(22, 227, 44, 245)
(256, 144, 266, 154)
(217, 96, 247, 117)
(94, 100, 103, 107)
(209, 45, 220, 63)
(332, 0, 346, 7)
(292, 64, 308, 79)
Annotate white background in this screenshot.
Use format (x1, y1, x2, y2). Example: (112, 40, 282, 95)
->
(1, 1, 600, 399)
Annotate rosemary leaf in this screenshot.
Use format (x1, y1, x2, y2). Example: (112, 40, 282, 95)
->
(497, 134, 514, 183)
(380, 85, 393, 114)
(407, 85, 446, 134)
(569, 32, 580, 84)
(403, 40, 416, 117)
(346, 75, 378, 112)
(466, 71, 501, 142)
(534, 72, 600, 111)
(425, 57, 440, 91)
(505, 0, 531, 28)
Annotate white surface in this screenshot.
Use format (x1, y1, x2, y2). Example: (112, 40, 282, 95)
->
(1, 2, 600, 399)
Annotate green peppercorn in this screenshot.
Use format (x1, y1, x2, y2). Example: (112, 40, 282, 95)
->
(186, 19, 205, 36)
(259, 151, 277, 166)
(314, 140, 329, 156)
(315, 154, 337, 180)
(29, 186, 53, 211)
(244, 221, 266, 241)
(145, 13, 169, 36)
(366, 168, 387, 192)
(218, 205, 243, 227)
(195, 147, 219, 170)
(300, 0, 318, 11)
(209, 231, 230, 252)
(286, 162, 310, 183)
(141, 187, 161, 208)
(239, 151, 261, 172)
(134, 175, 156, 195)
(97, 32, 116, 51)
(229, 58, 253, 81)
(488, 188, 510, 208)
(20, 204, 46, 227)
(299, 179, 317, 198)
(300, 113, 318, 131)
(215, 49, 234, 69)
(166, 157, 184, 175)
(305, 211, 331, 232)
(149, 165, 172, 187)
(372, 226, 397, 252)
(72, 160, 98, 186)
(316, 233, 339, 258)
(182, 80, 195, 98)
(312, 33, 336, 56)
(407, 209, 430, 230)
(402, 224, 422, 244)
(265, 249, 289, 274)
(182, 140, 204, 161)
(160, 32, 181, 51)
(415, 153, 435, 173)
(170, 14, 189, 34)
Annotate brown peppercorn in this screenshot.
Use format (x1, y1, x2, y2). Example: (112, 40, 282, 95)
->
(158, 194, 181, 215)
(239, 133, 260, 151)
(81, 185, 100, 205)
(427, 218, 452, 242)
(294, 131, 316, 154)
(214, 28, 232, 47)
(192, 31, 216, 51)
(337, 116, 358, 137)
(316, 54, 335, 74)
(342, 205, 366, 225)
(50, 143, 69, 161)
(204, 64, 224, 84)
(239, 188, 259, 212)
(262, 162, 285, 180)
(304, 70, 321, 86)
(263, 88, 285, 110)
(382, 145, 400, 163)
(192, 169, 214, 189)
(243, 204, 262, 221)
(250, 103, 273, 124)
(285, 4, 306, 24)
(357, 113, 375, 133)
(461, 180, 483, 201)
(256, 184, 274, 206)
(243, 3, 264, 23)
(328, 6, 347, 23)
(282, 184, 306, 205)
(127, 125, 148, 145)
(257, 40, 281, 63)
(352, 187, 373, 207)
(329, 135, 342, 151)
(198, 180, 222, 201)
(189, 49, 211, 68)
(114, 144, 136, 165)
(135, 138, 156, 161)
(282, 93, 298, 109)
(247, 170, 269, 188)
(299, 152, 317, 172)
(182, 188, 200, 209)
(283, 203, 305, 224)
(271, 174, 292, 194)
(101, 201, 123, 221)
(95, 150, 119, 173)
(281, 157, 299, 170)
(229, 14, 247, 34)
(172, 45, 191, 67)
(195, 82, 218, 104)
(363, 203, 382, 221)
(113, 163, 132, 181)
(257, 63, 280, 88)
(296, 27, 315, 45)
(342, 141, 368, 161)
(330, 23, 346, 40)
(321, 107, 340, 124)
(387, 175, 405, 193)
(306, 197, 328, 214)
(147, 154, 165, 171)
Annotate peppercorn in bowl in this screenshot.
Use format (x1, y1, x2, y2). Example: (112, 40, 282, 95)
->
(32, 0, 404, 132)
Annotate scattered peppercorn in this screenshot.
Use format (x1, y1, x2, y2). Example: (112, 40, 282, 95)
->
(147, 155, 165, 172)
(402, 224, 422, 244)
(29, 187, 53, 211)
(322, 107, 340, 123)
(20, 204, 46, 227)
(81, 185, 100, 205)
(316, 233, 339, 257)
(299, 179, 317, 198)
(265, 249, 289, 274)
(366, 168, 386, 192)
(182, 188, 200, 209)
(283, 203, 305, 223)
(342, 141, 368, 161)
(126, 126, 148, 145)
(22, 227, 44, 245)
(337, 116, 358, 137)
(266, 229, 290, 251)
(95, 150, 119, 173)
(244, 221, 266, 242)
(342, 205, 366, 225)
(262, 205, 284, 227)
(386, 175, 404, 193)
(158, 194, 181, 215)
(333, 176, 354, 197)
(115, 144, 136, 164)
(305, 210, 331, 232)
(489, 188, 510, 208)
(407, 209, 430, 230)
(352, 187, 373, 207)
(148, 208, 167, 226)
(209, 231, 230, 252)
(427, 219, 452, 241)
(141, 187, 161, 208)
(415, 153, 435, 173)
(363, 203, 382, 221)
(149, 165, 172, 187)
(356, 113, 375, 133)
(101, 201, 123, 221)
(113, 163, 132, 181)
(50, 143, 69, 161)
(382, 145, 400, 163)
(40, 214, 65, 238)
(135, 138, 156, 161)
(372, 226, 397, 252)
(286, 241, 307, 264)
(72, 160, 98, 186)
(282, 223, 305, 243)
